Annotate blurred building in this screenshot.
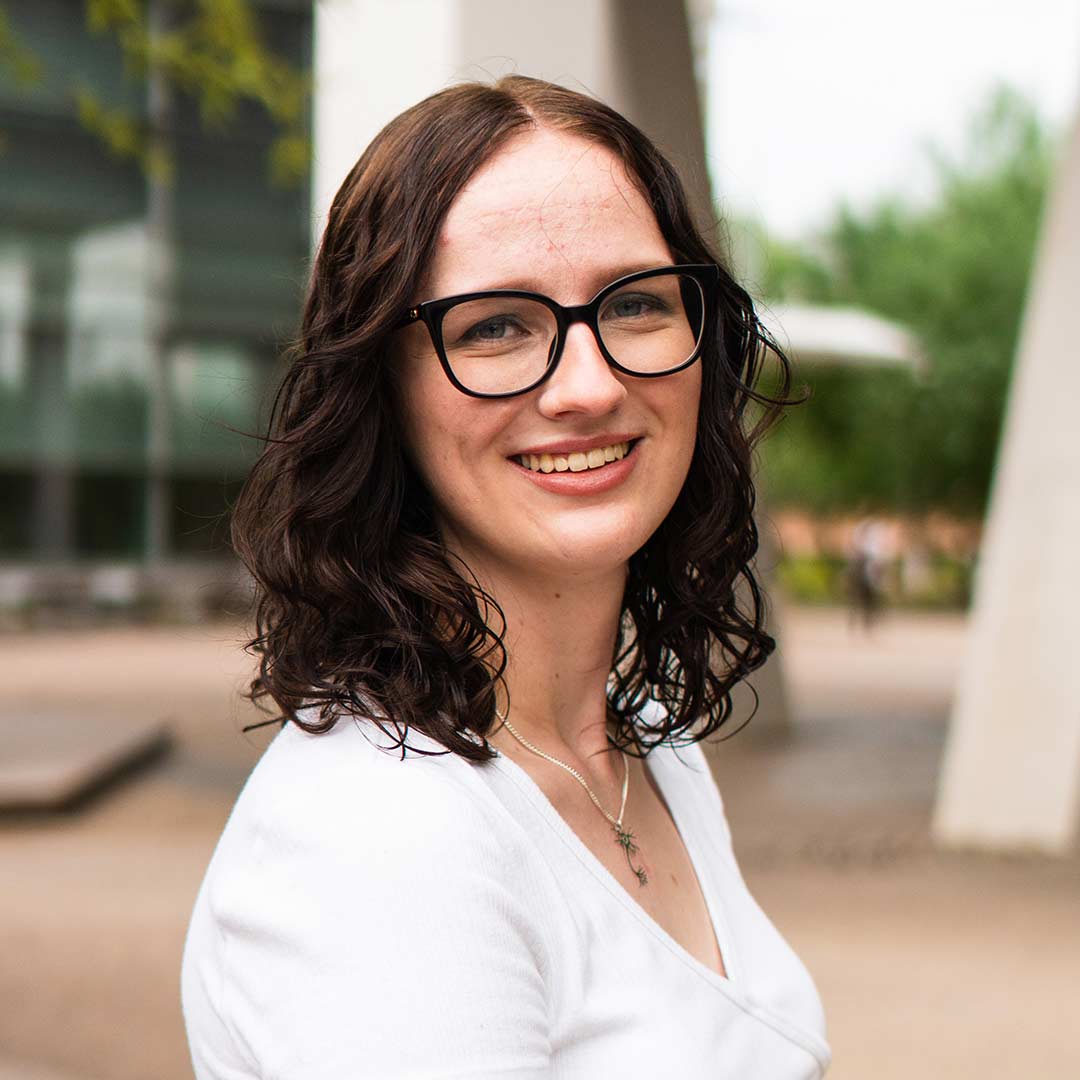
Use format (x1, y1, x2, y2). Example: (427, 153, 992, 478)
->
(0, 0, 311, 617)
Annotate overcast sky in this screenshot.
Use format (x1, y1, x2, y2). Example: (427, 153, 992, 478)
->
(704, 0, 1080, 238)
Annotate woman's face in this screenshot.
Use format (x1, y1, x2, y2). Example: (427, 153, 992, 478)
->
(395, 127, 702, 584)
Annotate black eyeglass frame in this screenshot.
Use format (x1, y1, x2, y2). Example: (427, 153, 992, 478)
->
(395, 262, 721, 399)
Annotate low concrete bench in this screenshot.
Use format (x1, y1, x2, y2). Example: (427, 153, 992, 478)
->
(0, 714, 169, 812)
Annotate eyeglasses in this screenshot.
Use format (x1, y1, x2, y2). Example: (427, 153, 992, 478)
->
(396, 263, 719, 399)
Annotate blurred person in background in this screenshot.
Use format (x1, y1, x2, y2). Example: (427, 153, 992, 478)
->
(846, 514, 890, 630)
(181, 76, 830, 1078)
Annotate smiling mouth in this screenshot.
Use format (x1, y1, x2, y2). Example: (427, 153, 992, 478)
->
(513, 440, 636, 474)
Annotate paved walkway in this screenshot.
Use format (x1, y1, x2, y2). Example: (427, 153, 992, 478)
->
(713, 603, 966, 857)
(713, 606, 1079, 1079)
(0, 606, 1077, 1078)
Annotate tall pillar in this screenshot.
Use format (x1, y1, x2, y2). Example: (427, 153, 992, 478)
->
(28, 246, 74, 560)
(142, 0, 176, 563)
(933, 106, 1080, 853)
(315, 0, 713, 234)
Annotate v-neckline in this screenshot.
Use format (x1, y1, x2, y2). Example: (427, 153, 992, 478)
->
(488, 738, 741, 992)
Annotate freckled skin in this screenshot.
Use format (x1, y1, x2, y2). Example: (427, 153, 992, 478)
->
(395, 127, 701, 588)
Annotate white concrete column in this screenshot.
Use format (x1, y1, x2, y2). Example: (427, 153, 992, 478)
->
(933, 106, 1080, 853)
(312, 0, 461, 244)
(313, 0, 713, 235)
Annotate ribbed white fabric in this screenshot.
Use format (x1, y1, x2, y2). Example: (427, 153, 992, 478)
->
(182, 711, 831, 1078)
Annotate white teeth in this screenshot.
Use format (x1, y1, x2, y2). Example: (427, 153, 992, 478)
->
(518, 441, 634, 474)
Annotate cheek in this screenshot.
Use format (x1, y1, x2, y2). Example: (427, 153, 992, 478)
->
(681, 371, 703, 439)
(395, 368, 508, 501)
(652, 370, 702, 465)
(400, 397, 459, 491)
(395, 344, 457, 472)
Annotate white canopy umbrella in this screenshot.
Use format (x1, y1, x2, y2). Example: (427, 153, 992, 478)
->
(758, 301, 925, 374)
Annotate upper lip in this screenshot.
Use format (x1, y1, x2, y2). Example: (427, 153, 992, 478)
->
(511, 433, 641, 457)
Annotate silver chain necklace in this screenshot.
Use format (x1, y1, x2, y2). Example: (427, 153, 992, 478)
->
(496, 710, 649, 887)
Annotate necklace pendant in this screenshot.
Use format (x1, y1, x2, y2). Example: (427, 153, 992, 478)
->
(614, 824, 649, 887)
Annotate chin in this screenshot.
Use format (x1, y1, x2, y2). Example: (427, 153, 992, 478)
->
(521, 513, 659, 578)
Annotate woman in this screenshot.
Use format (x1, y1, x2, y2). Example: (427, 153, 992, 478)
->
(182, 76, 831, 1078)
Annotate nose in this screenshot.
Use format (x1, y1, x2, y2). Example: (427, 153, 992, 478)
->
(536, 323, 627, 418)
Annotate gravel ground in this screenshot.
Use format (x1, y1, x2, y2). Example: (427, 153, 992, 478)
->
(1, 606, 1077, 1079)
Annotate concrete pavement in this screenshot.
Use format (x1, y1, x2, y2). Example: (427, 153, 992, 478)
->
(0, 606, 1076, 1079)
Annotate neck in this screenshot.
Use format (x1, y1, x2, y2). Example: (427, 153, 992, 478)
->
(450, 542, 628, 782)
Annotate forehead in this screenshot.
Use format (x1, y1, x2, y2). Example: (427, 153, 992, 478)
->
(426, 127, 672, 299)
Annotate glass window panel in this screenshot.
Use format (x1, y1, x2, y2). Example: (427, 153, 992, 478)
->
(0, 245, 32, 459)
(68, 221, 153, 462)
(0, 471, 34, 555)
(170, 476, 244, 556)
(170, 342, 262, 468)
(74, 471, 144, 557)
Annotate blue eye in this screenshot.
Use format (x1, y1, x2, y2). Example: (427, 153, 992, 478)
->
(472, 319, 505, 340)
(603, 292, 667, 321)
(464, 317, 522, 342)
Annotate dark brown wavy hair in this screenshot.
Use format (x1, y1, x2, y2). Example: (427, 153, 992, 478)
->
(232, 75, 796, 762)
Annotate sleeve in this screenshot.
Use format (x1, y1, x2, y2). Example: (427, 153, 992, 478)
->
(183, 759, 553, 1080)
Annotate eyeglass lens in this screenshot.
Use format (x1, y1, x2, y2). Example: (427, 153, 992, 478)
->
(438, 272, 705, 395)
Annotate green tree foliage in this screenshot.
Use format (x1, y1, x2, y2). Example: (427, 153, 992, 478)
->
(0, 0, 310, 185)
(754, 86, 1054, 516)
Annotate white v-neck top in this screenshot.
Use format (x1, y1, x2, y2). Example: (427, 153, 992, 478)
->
(182, 711, 831, 1078)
